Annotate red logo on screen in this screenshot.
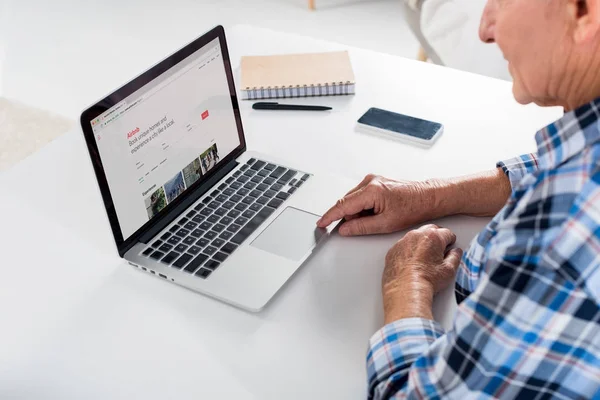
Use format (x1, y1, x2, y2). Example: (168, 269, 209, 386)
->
(201, 110, 209, 120)
(127, 127, 140, 138)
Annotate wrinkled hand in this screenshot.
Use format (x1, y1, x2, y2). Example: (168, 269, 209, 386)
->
(382, 224, 463, 323)
(316, 174, 442, 236)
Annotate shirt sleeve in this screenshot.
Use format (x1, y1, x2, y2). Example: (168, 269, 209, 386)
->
(496, 153, 538, 190)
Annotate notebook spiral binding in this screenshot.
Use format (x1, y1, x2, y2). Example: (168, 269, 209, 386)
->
(241, 81, 356, 100)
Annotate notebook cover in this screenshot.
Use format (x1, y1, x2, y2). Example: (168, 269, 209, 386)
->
(240, 51, 355, 90)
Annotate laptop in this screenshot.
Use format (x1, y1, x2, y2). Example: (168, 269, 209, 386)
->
(80, 26, 352, 311)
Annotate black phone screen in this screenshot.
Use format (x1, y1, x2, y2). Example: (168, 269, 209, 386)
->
(358, 108, 442, 140)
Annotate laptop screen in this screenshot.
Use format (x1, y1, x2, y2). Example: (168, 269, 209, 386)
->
(90, 37, 241, 239)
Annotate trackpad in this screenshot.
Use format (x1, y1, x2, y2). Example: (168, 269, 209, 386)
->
(251, 207, 326, 261)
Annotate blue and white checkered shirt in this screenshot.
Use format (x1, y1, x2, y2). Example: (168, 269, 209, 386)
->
(367, 98, 600, 399)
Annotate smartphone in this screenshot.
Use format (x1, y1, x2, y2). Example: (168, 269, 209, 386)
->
(357, 107, 444, 147)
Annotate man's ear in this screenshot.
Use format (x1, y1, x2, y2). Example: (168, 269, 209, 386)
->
(571, 0, 600, 43)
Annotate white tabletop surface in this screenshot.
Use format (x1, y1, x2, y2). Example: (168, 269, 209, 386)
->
(0, 26, 562, 399)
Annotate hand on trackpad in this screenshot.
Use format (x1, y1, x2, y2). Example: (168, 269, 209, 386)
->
(251, 207, 326, 261)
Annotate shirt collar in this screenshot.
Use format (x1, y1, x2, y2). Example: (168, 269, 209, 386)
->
(535, 97, 600, 170)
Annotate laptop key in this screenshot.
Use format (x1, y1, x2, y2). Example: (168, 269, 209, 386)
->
(195, 268, 212, 278)
(227, 209, 241, 218)
(200, 208, 214, 216)
(271, 183, 283, 192)
(233, 170, 241, 177)
(179, 217, 189, 225)
(202, 197, 212, 204)
(194, 203, 204, 211)
(257, 169, 269, 177)
(208, 215, 220, 223)
(173, 254, 192, 269)
(279, 169, 297, 184)
(220, 216, 233, 225)
(161, 251, 179, 265)
(257, 183, 269, 191)
(242, 196, 254, 204)
(276, 192, 291, 201)
(288, 187, 297, 194)
(142, 248, 153, 256)
(183, 253, 208, 273)
(150, 251, 165, 260)
(167, 236, 182, 245)
(214, 208, 227, 216)
(200, 222, 212, 230)
(213, 252, 228, 262)
(231, 181, 242, 189)
(268, 198, 284, 209)
(204, 260, 220, 270)
(264, 190, 277, 198)
(186, 210, 196, 218)
(242, 210, 256, 219)
(192, 215, 205, 223)
(251, 160, 266, 170)
(270, 167, 286, 178)
(235, 203, 248, 211)
(190, 229, 205, 238)
(188, 245, 201, 255)
(209, 201, 221, 209)
(223, 188, 235, 196)
(240, 164, 249, 172)
(204, 231, 217, 240)
(212, 224, 226, 233)
(160, 232, 172, 240)
(301, 174, 310, 181)
(176, 228, 190, 237)
(227, 224, 241, 233)
(152, 239, 163, 248)
(159, 243, 173, 252)
(183, 236, 196, 246)
(219, 231, 234, 240)
(221, 242, 238, 254)
(249, 203, 262, 212)
(218, 183, 227, 190)
(175, 244, 188, 253)
(237, 176, 250, 183)
(169, 225, 180, 233)
(295, 180, 304, 188)
(197, 238, 210, 247)
(257, 196, 269, 205)
(236, 188, 250, 196)
(203, 246, 217, 256)
(243, 182, 256, 190)
(247, 158, 256, 165)
(251, 176, 262, 184)
(230, 194, 243, 203)
(184, 222, 198, 230)
(243, 170, 256, 177)
(249, 190, 262, 198)
(235, 217, 248, 226)
(223, 201, 236, 209)
(212, 238, 225, 248)
(211, 190, 220, 197)
(231, 207, 275, 245)
(264, 163, 276, 171)
(216, 194, 228, 202)
(263, 177, 275, 185)
(289, 179, 298, 187)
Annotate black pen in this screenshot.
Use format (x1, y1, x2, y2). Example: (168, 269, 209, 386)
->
(252, 102, 332, 111)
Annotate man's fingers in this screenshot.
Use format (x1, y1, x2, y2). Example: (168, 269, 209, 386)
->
(444, 248, 464, 268)
(436, 228, 457, 248)
(339, 214, 386, 236)
(317, 188, 374, 228)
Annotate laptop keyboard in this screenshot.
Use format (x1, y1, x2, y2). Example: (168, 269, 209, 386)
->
(140, 158, 310, 279)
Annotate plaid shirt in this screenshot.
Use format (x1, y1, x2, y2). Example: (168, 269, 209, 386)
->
(367, 98, 600, 399)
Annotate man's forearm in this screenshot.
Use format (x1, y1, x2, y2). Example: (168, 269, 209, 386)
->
(427, 168, 512, 219)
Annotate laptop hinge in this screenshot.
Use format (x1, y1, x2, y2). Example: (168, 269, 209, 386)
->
(136, 159, 239, 246)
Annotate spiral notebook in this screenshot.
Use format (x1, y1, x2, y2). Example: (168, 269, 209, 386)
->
(240, 51, 356, 100)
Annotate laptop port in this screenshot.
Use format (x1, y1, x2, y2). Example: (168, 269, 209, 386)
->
(150, 270, 155, 274)
(159, 273, 167, 279)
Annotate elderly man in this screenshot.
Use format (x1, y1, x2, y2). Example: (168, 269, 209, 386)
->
(317, 0, 600, 398)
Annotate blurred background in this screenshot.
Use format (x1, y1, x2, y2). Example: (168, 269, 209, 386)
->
(0, 0, 507, 171)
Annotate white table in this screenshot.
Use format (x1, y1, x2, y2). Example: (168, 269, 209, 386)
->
(0, 26, 562, 399)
